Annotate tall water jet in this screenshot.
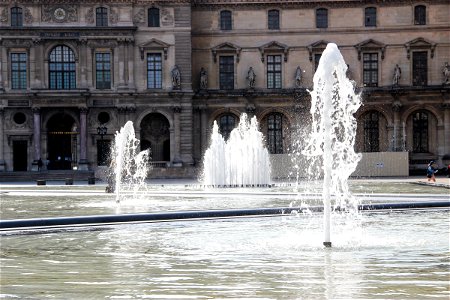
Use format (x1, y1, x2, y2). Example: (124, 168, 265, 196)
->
(110, 121, 151, 203)
(202, 113, 271, 187)
(302, 43, 362, 247)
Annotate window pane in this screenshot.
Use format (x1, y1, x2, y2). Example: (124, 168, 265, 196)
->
(268, 10, 279, 30)
(11, 52, 27, 89)
(96, 7, 108, 26)
(148, 8, 160, 27)
(267, 55, 282, 89)
(316, 8, 328, 28)
(11, 7, 23, 27)
(48, 46, 76, 90)
(363, 111, 380, 152)
(96, 53, 111, 89)
(414, 5, 426, 25)
(219, 56, 234, 90)
(267, 113, 283, 154)
(365, 7, 376, 27)
(363, 53, 378, 87)
(147, 53, 162, 89)
(413, 111, 428, 152)
(412, 51, 427, 86)
(220, 11, 232, 30)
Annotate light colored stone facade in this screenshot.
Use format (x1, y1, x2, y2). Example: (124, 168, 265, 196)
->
(0, 0, 449, 177)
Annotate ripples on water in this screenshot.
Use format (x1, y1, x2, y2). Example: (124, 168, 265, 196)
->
(1, 209, 449, 299)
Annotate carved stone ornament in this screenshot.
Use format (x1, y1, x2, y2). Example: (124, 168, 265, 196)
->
(42, 5, 78, 23)
(87, 39, 118, 49)
(2, 39, 33, 48)
(23, 7, 33, 24)
(85, 7, 94, 24)
(161, 8, 173, 26)
(133, 8, 145, 25)
(0, 7, 8, 23)
(109, 8, 119, 24)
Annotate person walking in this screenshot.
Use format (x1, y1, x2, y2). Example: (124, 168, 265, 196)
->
(426, 160, 438, 182)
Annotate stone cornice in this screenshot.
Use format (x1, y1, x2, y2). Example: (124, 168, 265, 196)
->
(0, 0, 191, 4)
(192, 0, 447, 9)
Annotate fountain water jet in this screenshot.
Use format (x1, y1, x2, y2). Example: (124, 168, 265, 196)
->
(109, 121, 151, 203)
(202, 113, 271, 187)
(302, 43, 362, 247)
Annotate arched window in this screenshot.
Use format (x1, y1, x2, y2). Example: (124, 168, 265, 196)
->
(365, 7, 377, 27)
(49, 45, 76, 90)
(316, 8, 328, 28)
(268, 10, 280, 30)
(413, 111, 428, 153)
(363, 111, 380, 152)
(220, 10, 232, 30)
(96, 7, 108, 27)
(148, 7, 160, 27)
(218, 114, 236, 140)
(414, 5, 426, 25)
(11, 7, 23, 27)
(267, 113, 283, 154)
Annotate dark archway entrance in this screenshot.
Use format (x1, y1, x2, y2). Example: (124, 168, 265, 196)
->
(47, 113, 77, 170)
(13, 140, 28, 171)
(140, 113, 170, 162)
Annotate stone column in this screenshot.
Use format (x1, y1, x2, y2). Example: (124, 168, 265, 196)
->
(0, 54, 4, 91)
(173, 106, 182, 165)
(391, 100, 402, 151)
(200, 105, 208, 153)
(79, 38, 88, 89)
(117, 40, 126, 89)
(442, 103, 450, 158)
(127, 39, 135, 89)
(0, 108, 5, 171)
(78, 107, 89, 170)
(31, 107, 41, 171)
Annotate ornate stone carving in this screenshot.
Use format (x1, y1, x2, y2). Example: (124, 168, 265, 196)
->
(133, 8, 145, 25)
(87, 39, 118, 48)
(0, 7, 8, 23)
(171, 65, 181, 89)
(2, 39, 33, 48)
(442, 62, 450, 85)
(295, 66, 302, 88)
(392, 100, 403, 112)
(161, 8, 173, 26)
(42, 5, 78, 23)
(85, 7, 94, 24)
(200, 67, 207, 89)
(392, 64, 401, 86)
(246, 67, 256, 89)
(109, 8, 119, 24)
(23, 7, 33, 24)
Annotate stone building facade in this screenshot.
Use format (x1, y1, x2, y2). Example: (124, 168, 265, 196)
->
(0, 0, 449, 176)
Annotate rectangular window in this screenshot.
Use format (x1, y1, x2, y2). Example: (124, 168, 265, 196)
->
(95, 53, 111, 89)
(96, 7, 108, 27)
(267, 55, 282, 89)
(268, 10, 280, 30)
(316, 8, 328, 28)
(220, 11, 232, 30)
(219, 56, 234, 90)
(148, 8, 160, 27)
(363, 53, 378, 87)
(314, 53, 322, 71)
(11, 7, 23, 27)
(414, 5, 426, 25)
(11, 53, 27, 89)
(365, 7, 377, 27)
(412, 51, 427, 86)
(147, 53, 162, 89)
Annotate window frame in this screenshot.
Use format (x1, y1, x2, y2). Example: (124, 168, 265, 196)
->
(96, 7, 108, 27)
(363, 111, 380, 152)
(412, 111, 429, 153)
(218, 114, 236, 141)
(11, 7, 23, 27)
(362, 52, 378, 87)
(268, 9, 280, 30)
(10, 52, 28, 90)
(316, 8, 328, 29)
(147, 53, 163, 89)
(148, 7, 160, 27)
(364, 7, 377, 27)
(412, 51, 428, 86)
(48, 45, 76, 90)
(267, 113, 284, 154)
(220, 10, 232, 30)
(414, 5, 426, 25)
(95, 52, 112, 90)
(267, 54, 282, 89)
(219, 55, 235, 90)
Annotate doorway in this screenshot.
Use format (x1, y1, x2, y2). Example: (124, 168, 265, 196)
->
(13, 140, 28, 171)
(47, 113, 77, 170)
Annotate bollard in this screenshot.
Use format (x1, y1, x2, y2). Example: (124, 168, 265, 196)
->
(36, 180, 46, 186)
(88, 177, 95, 185)
(65, 178, 73, 185)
